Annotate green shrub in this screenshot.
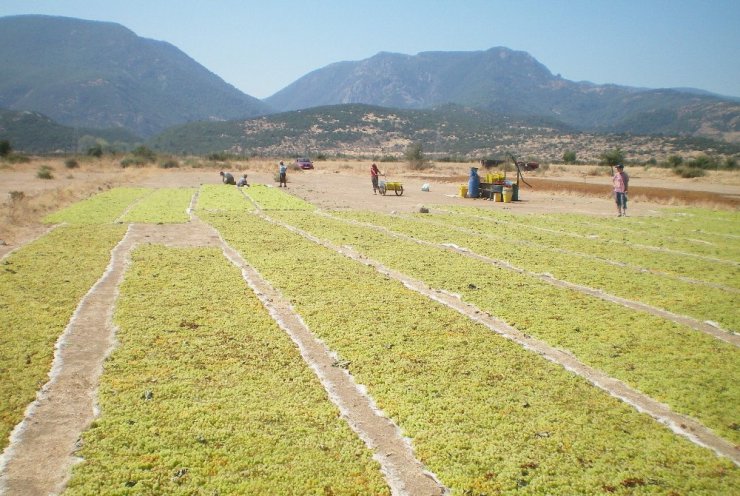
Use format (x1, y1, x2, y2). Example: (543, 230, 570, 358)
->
(674, 165, 705, 178)
(159, 159, 179, 169)
(687, 154, 716, 170)
(405, 143, 431, 170)
(64, 158, 79, 169)
(0, 140, 11, 157)
(665, 155, 683, 168)
(36, 165, 54, 179)
(132, 146, 157, 163)
(87, 145, 103, 158)
(599, 148, 625, 167)
(5, 153, 30, 164)
(120, 157, 148, 168)
(207, 152, 230, 161)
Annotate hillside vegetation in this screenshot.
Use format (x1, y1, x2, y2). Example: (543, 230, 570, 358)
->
(147, 103, 739, 164)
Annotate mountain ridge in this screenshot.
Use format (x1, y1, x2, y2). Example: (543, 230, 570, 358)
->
(265, 47, 739, 143)
(0, 15, 271, 137)
(0, 15, 738, 148)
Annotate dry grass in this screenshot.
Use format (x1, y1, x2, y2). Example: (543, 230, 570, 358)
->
(0, 157, 153, 246)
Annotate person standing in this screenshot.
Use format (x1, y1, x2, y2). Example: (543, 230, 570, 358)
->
(613, 164, 629, 216)
(220, 171, 235, 185)
(278, 161, 288, 187)
(370, 163, 381, 194)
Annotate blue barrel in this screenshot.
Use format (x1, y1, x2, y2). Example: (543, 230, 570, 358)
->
(467, 167, 480, 198)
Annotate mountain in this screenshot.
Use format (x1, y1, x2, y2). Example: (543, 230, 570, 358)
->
(0, 15, 271, 138)
(265, 48, 740, 143)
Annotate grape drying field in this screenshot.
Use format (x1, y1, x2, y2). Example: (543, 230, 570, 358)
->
(1, 184, 738, 495)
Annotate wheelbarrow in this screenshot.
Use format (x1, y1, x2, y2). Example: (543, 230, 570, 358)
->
(378, 175, 404, 196)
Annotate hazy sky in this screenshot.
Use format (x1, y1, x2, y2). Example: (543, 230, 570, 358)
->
(1, 0, 738, 99)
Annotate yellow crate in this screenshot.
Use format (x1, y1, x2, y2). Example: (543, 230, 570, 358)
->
(485, 172, 505, 183)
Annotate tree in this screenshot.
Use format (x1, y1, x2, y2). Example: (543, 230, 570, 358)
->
(132, 146, 157, 162)
(666, 155, 683, 168)
(87, 144, 103, 158)
(600, 148, 625, 167)
(405, 142, 429, 170)
(562, 150, 577, 164)
(0, 140, 11, 157)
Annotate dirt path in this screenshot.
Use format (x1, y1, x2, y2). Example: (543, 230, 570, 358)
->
(0, 216, 445, 496)
(259, 210, 740, 466)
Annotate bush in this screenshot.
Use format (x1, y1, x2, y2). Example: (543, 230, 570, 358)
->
(0, 140, 11, 157)
(159, 159, 179, 169)
(4, 153, 30, 164)
(563, 150, 577, 164)
(674, 165, 705, 178)
(687, 155, 717, 170)
(36, 165, 54, 179)
(120, 157, 148, 168)
(665, 155, 683, 168)
(600, 148, 625, 167)
(132, 146, 157, 163)
(207, 152, 230, 161)
(64, 158, 79, 169)
(87, 145, 103, 158)
(405, 143, 431, 170)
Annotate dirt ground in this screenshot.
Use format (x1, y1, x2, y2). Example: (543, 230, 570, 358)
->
(1, 158, 739, 256)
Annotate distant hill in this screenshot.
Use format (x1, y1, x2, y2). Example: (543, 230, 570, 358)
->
(147, 103, 738, 163)
(0, 108, 139, 153)
(0, 15, 271, 138)
(147, 103, 570, 156)
(265, 48, 740, 143)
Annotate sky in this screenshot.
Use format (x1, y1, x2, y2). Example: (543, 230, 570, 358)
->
(1, 0, 739, 99)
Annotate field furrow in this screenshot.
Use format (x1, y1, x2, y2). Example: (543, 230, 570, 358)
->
(196, 184, 254, 213)
(334, 210, 739, 330)
(436, 208, 740, 288)
(202, 208, 738, 494)
(264, 208, 740, 445)
(243, 184, 314, 210)
(0, 224, 128, 451)
(65, 245, 390, 495)
(42, 188, 150, 225)
(119, 188, 196, 223)
(451, 207, 740, 261)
